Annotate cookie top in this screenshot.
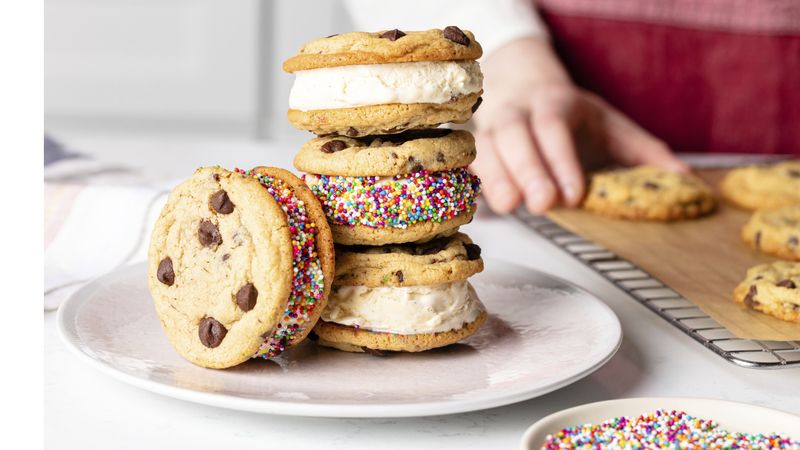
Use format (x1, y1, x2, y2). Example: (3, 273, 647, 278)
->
(333, 232, 483, 288)
(283, 27, 482, 72)
(148, 167, 294, 368)
(583, 166, 716, 221)
(720, 160, 800, 210)
(741, 205, 800, 261)
(294, 129, 476, 176)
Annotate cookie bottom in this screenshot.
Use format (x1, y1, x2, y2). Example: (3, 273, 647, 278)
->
(314, 310, 487, 353)
(733, 284, 800, 323)
(287, 92, 482, 137)
(331, 205, 476, 246)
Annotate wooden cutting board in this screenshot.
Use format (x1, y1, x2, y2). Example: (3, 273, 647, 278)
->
(547, 169, 800, 341)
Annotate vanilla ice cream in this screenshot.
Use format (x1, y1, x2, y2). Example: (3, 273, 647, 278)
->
(288, 60, 483, 111)
(321, 281, 483, 334)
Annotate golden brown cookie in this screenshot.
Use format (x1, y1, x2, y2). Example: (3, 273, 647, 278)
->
(294, 129, 476, 177)
(721, 160, 800, 210)
(283, 28, 483, 72)
(147, 167, 333, 368)
(583, 166, 716, 221)
(741, 205, 800, 261)
(314, 311, 487, 353)
(733, 261, 800, 323)
(334, 232, 483, 287)
(287, 91, 482, 137)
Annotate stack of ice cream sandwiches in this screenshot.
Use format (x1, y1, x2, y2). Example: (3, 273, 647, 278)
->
(284, 27, 488, 353)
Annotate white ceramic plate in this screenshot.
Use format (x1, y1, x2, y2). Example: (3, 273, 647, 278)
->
(57, 258, 622, 418)
(521, 397, 800, 449)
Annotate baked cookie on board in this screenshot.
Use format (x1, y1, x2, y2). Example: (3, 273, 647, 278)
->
(741, 205, 800, 261)
(147, 167, 334, 368)
(733, 261, 800, 323)
(583, 166, 716, 221)
(720, 160, 800, 210)
(314, 233, 486, 353)
(284, 27, 484, 136)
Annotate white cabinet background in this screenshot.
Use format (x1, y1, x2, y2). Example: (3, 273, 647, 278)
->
(44, 0, 353, 138)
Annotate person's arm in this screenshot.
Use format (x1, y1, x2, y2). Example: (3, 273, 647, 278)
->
(472, 36, 687, 213)
(342, 0, 547, 57)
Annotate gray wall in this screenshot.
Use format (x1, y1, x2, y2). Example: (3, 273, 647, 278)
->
(44, 0, 354, 138)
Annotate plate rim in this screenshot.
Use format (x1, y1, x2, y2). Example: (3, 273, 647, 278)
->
(57, 258, 623, 418)
(519, 397, 800, 449)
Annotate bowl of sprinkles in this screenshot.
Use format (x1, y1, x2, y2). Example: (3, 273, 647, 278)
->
(520, 398, 800, 450)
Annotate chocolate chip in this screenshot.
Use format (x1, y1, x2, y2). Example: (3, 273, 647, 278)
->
(643, 181, 660, 191)
(222, 253, 230, 261)
(361, 346, 386, 356)
(326, 34, 338, 38)
(471, 96, 483, 113)
(436, 152, 445, 163)
(443, 26, 469, 45)
(597, 189, 607, 198)
(395, 270, 404, 283)
(463, 242, 481, 260)
(776, 279, 797, 289)
(419, 239, 447, 255)
(198, 220, 222, 247)
(198, 317, 227, 348)
(308, 331, 319, 341)
(755, 231, 762, 249)
(379, 29, 406, 41)
(789, 236, 799, 248)
(391, 152, 398, 159)
(346, 127, 358, 137)
(157, 257, 174, 286)
(213, 173, 220, 182)
(320, 139, 347, 153)
(210, 190, 234, 214)
(407, 157, 424, 173)
(743, 285, 758, 307)
(235, 283, 258, 311)
(788, 169, 800, 178)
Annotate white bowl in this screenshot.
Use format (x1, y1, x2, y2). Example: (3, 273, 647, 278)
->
(521, 397, 800, 449)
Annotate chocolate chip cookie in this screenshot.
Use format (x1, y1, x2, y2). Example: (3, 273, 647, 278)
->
(294, 129, 476, 177)
(583, 166, 716, 221)
(147, 166, 334, 368)
(720, 160, 800, 210)
(741, 205, 800, 261)
(734, 261, 800, 323)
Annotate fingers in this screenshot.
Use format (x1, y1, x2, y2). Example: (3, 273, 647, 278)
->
(530, 111, 585, 206)
(492, 118, 558, 212)
(600, 98, 689, 173)
(472, 130, 522, 213)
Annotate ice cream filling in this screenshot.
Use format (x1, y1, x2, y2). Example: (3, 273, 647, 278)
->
(322, 281, 483, 335)
(288, 60, 483, 111)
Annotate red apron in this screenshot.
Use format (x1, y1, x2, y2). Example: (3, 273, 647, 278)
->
(536, 0, 800, 155)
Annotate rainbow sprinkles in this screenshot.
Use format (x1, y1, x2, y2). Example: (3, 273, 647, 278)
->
(235, 168, 325, 359)
(542, 409, 799, 449)
(303, 167, 480, 229)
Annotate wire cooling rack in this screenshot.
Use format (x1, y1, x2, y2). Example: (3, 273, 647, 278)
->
(514, 210, 800, 369)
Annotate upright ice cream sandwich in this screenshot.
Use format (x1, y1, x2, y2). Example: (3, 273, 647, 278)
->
(147, 167, 334, 368)
(284, 27, 484, 137)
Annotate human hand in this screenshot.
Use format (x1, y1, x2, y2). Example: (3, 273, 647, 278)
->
(471, 37, 688, 214)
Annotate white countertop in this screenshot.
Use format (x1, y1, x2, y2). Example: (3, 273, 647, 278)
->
(44, 133, 800, 449)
